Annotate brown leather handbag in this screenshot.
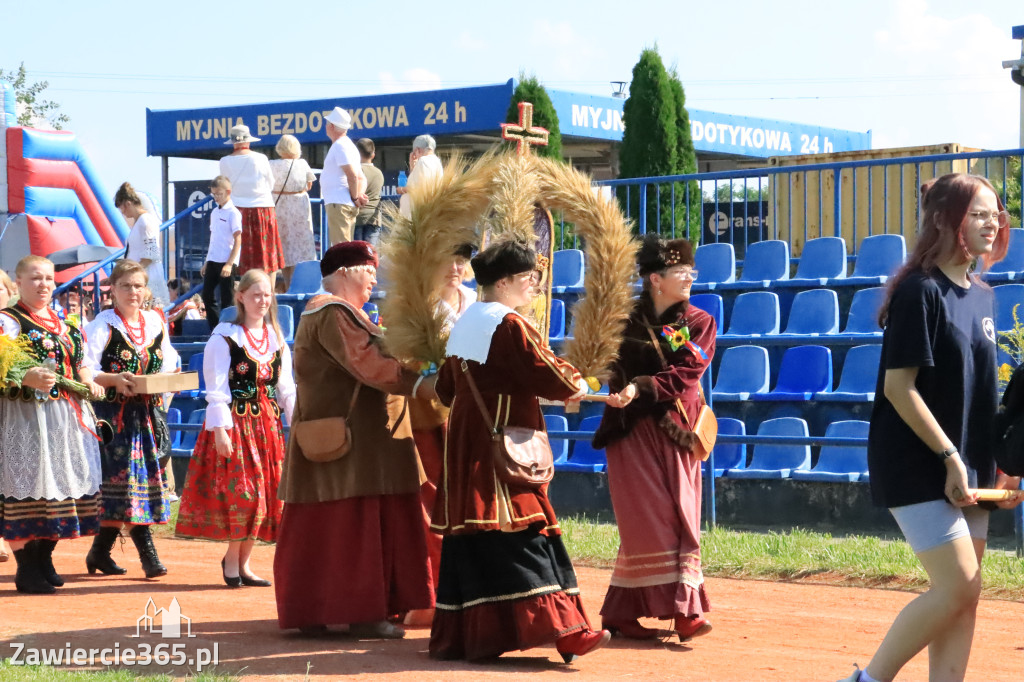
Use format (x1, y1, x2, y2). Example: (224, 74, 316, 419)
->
(460, 360, 554, 488)
(644, 323, 717, 461)
(295, 382, 361, 463)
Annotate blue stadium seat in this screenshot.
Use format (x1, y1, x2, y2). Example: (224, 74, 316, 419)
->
(984, 228, 1024, 283)
(752, 345, 833, 400)
(166, 407, 182, 448)
(287, 260, 322, 294)
(182, 318, 209, 336)
(791, 420, 870, 482)
(557, 415, 606, 472)
(703, 417, 746, 477)
(278, 305, 295, 343)
(817, 345, 881, 402)
(551, 249, 585, 294)
(780, 237, 847, 286)
(723, 291, 780, 336)
(843, 287, 886, 335)
(185, 352, 205, 398)
(994, 284, 1024, 331)
(220, 306, 237, 323)
(781, 289, 839, 336)
(170, 408, 206, 458)
(720, 240, 790, 289)
(726, 417, 811, 479)
(844, 234, 906, 286)
(689, 293, 724, 332)
(712, 345, 770, 401)
(544, 414, 570, 465)
(549, 298, 566, 342)
(694, 243, 735, 289)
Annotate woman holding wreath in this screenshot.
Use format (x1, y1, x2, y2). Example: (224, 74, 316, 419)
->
(592, 233, 717, 642)
(84, 259, 179, 579)
(429, 239, 629, 664)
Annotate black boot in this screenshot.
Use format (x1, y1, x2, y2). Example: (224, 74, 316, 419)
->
(86, 526, 128, 576)
(129, 525, 167, 579)
(14, 544, 55, 594)
(35, 539, 64, 587)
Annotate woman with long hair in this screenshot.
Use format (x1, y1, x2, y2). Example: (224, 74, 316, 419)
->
(841, 173, 1023, 682)
(176, 269, 295, 587)
(84, 260, 179, 578)
(593, 233, 716, 642)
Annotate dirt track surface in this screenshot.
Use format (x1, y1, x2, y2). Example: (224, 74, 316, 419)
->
(0, 537, 1021, 681)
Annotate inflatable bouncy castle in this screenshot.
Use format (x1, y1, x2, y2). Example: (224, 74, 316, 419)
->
(0, 80, 129, 282)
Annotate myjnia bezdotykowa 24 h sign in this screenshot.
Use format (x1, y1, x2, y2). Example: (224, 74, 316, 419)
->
(146, 79, 871, 159)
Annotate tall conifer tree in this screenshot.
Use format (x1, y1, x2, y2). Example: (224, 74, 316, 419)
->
(506, 75, 562, 161)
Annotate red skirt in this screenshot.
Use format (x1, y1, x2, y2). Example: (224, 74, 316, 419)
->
(274, 493, 432, 630)
(174, 398, 284, 542)
(413, 426, 444, 593)
(600, 417, 710, 622)
(238, 206, 284, 274)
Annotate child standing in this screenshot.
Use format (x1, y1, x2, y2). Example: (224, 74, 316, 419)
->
(203, 176, 242, 330)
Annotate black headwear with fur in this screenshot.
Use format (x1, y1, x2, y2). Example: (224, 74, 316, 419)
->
(471, 240, 536, 287)
(636, 233, 695, 276)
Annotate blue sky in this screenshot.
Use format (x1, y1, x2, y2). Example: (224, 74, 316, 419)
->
(2, 0, 1021, 211)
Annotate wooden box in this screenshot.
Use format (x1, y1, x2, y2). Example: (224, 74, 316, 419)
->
(132, 371, 199, 395)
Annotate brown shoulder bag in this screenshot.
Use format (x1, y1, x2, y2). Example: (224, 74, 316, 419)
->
(460, 360, 554, 488)
(294, 382, 361, 463)
(644, 323, 717, 461)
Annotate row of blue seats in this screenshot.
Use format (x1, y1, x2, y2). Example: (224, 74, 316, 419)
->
(547, 414, 870, 482)
(714, 344, 879, 402)
(232, 229, 1024, 318)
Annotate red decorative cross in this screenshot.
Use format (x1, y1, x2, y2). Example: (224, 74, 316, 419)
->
(500, 101, 550, 156)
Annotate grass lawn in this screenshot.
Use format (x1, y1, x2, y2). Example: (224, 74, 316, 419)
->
(0, 663, 236, 682)
(559, 515, 1024, 600)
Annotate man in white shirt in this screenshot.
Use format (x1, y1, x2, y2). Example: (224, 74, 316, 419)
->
(397, 134, 444, 219)
(321, 107, 367, 246)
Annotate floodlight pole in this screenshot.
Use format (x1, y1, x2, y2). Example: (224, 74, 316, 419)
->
(1003, 25, 1024, 146)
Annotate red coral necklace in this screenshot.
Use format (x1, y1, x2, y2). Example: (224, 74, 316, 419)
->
(18, 302, 62, 336)
(116, 308, 147, 346)
(244, 324, 270, 355)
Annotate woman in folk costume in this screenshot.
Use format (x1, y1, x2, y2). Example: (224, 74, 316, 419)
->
(84, 260, 178, 579)
(404, 242, 478, 628)
(429, 240, 633, 663)
(0, 256, 105, 594)
(175, 269, 295, 588)
(275, 241, 434, 639)
(592, 233, 716, 642)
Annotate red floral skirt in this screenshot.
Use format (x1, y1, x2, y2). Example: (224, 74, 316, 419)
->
(174, 396, 284, 542)
(238, 206, 284, 275)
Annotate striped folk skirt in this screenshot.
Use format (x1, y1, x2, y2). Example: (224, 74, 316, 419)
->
(600, 416, 710, 623)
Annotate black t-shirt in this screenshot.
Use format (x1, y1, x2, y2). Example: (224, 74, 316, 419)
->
(867, 270, 998, 508)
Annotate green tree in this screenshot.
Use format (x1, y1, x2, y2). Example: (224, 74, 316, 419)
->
(0, 62, 69, 129)
(505, 74, 562, 160)
(668, 68, 701, 240)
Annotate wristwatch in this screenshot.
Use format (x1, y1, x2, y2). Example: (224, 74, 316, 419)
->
(938, 446, 958, 460)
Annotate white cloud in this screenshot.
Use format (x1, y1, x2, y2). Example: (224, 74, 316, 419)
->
(375, 68, 443, 94)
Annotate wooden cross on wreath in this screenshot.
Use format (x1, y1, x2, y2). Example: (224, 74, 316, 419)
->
(500, 101, 550, 155)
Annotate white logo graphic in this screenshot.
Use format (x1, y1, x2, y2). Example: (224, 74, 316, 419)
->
(134, 597, 195, 639)
(709, 211, 729, 235)
(983, 317, 996, 343)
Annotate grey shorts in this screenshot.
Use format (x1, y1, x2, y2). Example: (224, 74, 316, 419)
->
(889, 500, 990, 553)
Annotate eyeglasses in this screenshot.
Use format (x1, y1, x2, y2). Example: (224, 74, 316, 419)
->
(667, 268, 699, 280)
(967, 210, 1011, 229)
